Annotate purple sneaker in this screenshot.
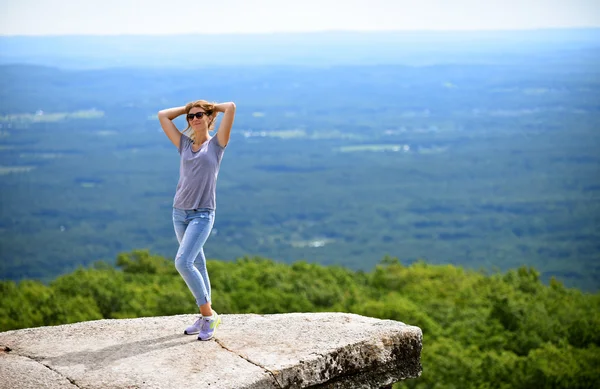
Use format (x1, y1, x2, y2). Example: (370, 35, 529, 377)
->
(184, 317, 204, 335)
(198, 311, 221, 341)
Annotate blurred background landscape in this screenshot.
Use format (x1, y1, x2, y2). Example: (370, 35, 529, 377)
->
(1, 29, 599, 290)
(1, 1, 599, 387)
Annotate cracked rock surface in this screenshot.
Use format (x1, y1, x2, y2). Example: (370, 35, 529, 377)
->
(0, 312, 422, 389)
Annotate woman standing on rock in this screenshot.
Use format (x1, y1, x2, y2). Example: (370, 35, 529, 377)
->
(158, 99, 236, 341)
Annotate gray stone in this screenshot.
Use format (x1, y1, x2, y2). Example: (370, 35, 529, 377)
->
(0, 312, 422, 388)
(0, 349, 78, 389)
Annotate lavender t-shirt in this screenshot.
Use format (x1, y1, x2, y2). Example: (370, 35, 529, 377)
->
(173, 134, 226, 210)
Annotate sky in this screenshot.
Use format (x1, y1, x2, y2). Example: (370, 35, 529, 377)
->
(1, 0, 599, 35)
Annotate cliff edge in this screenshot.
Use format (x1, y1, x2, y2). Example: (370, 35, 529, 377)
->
(0, 312, 422, 388)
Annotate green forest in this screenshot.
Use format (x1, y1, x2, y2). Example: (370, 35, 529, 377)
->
(1, 251, 599, 388)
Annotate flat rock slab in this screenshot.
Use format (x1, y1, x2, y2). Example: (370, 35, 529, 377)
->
(0, 312, 422, 389)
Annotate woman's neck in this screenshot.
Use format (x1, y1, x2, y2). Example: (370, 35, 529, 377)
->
(193, 131, 209, 145)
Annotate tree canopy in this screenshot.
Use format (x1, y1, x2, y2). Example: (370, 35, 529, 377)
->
(1, 250, 598, 388)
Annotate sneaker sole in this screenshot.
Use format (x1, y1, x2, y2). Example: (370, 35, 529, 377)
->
(184, 329, 200, 335)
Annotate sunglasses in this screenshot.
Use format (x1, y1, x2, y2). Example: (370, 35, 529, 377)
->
(187, 112, 211, 120)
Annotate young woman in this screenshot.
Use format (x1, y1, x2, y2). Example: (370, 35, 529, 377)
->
(158, 99, 236, 340)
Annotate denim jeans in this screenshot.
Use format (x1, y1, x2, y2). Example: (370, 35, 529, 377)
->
(172, 207, 215, 307)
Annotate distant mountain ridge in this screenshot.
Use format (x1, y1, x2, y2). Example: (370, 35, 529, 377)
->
(1, 28, 599, 68)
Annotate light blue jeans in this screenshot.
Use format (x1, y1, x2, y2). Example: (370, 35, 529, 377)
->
(172, 207, 215, 307)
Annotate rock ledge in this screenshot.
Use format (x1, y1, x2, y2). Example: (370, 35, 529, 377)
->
(0, 312, 422, 389)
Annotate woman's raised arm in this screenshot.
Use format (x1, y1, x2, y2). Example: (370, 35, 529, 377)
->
(213, 102, 236, 147)
(158, 106, 186, 149)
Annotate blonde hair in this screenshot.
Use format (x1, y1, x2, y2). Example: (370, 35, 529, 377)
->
(183, 100, 217, 141)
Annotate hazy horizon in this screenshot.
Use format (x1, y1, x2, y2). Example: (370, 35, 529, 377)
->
(2, 28, 599, 70)
(1, 26, 600, 38)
